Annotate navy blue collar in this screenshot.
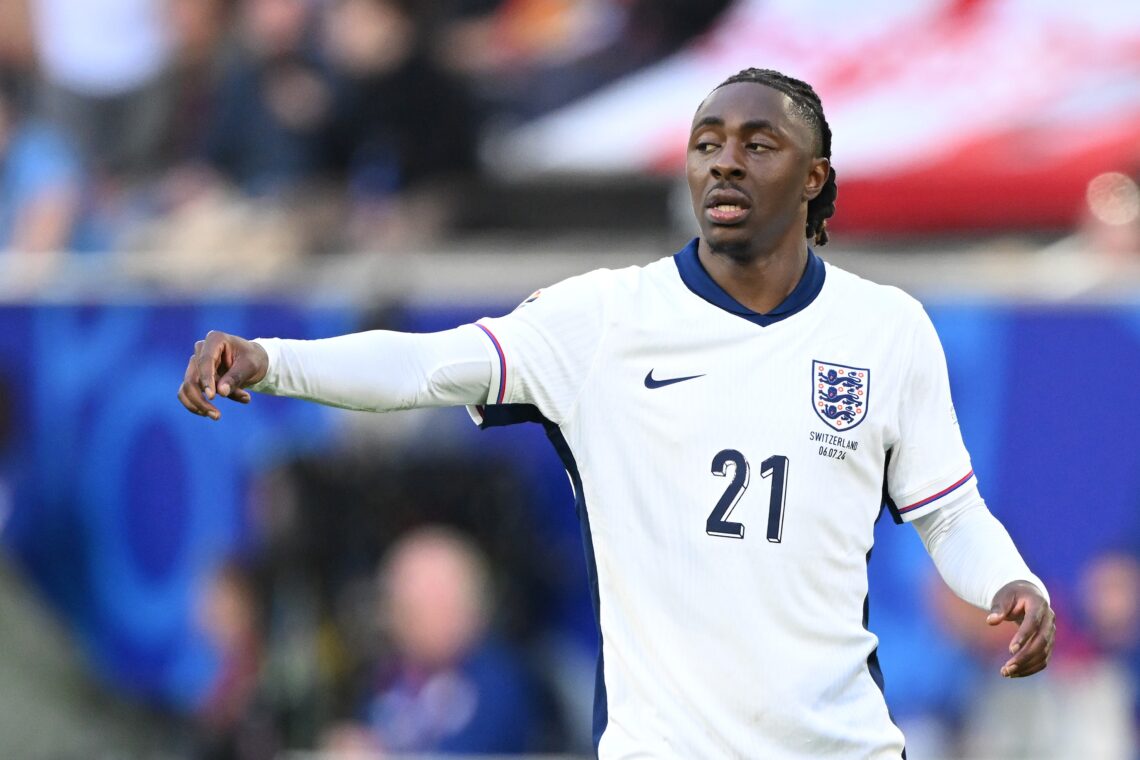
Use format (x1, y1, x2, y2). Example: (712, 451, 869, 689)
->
(673, 237, 826, 327)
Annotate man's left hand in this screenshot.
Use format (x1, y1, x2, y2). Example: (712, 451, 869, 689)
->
(987, 580, 1055, 678)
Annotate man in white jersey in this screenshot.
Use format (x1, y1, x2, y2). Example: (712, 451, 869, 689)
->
(179, 68, 1055, 758)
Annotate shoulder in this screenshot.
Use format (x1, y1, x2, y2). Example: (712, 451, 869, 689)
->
(568, 257, 672, 288)
(823, 261, 930, 327)
(518, 266, 616, 307)
(519, 258, 670, 310)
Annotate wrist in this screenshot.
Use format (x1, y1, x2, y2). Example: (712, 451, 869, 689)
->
(994, 578, 1049, 605)
(247, 338, 276, 390)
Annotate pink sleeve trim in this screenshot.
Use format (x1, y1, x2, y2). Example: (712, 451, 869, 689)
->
(475, 324, 507, 404)
(898, 469, 974, 514)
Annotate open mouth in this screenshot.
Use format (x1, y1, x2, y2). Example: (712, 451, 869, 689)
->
(706, 203, 750, 225)
(705, 189, 751, 225)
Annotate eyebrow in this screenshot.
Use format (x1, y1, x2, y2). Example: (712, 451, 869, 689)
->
(691, 117, 781, 135)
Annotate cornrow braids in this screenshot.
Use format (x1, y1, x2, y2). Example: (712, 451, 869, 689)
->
(715, 68, 838, 246)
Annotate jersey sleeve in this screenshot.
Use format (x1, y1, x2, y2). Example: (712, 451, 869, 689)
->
(466, 269, 612, 427)
(249, 325, 492, 411)
(885, 304, 975, 523)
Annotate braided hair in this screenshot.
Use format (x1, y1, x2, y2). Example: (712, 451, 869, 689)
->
(715, 68, 838, 246)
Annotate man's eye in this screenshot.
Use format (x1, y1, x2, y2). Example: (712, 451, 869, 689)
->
(695, 142, 718, 154)
(747, 142, 772, 152)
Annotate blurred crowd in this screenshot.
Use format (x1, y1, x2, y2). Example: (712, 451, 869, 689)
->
(0, 0, 731, 265)
(183, 447, 586, 758)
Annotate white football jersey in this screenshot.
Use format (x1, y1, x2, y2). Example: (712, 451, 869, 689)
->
(468, 239, 974, 759)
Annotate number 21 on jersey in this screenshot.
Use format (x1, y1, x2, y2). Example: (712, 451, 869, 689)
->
(706, 449, 789, 542)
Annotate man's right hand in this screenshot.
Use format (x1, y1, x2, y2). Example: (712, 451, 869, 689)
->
(178, 331, 269, 420)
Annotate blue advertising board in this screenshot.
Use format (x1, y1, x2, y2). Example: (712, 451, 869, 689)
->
(3, 298, 1139, 713)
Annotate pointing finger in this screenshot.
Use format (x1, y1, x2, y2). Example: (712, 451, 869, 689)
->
(197, 332, 226, 398)
(183, 346, 221, 418)
(180, 354, 217, 417)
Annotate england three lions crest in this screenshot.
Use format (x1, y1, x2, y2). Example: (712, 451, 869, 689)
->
(813, 361, 869, 431)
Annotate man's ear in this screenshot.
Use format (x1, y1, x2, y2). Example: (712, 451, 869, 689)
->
(803, 157, 830, 202)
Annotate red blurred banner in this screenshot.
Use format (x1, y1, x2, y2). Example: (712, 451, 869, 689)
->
(496, 0, 1140, 232)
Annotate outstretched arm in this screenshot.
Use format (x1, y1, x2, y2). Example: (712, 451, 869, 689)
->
(178, 326, 493, 420)
(911, 493, 1055, 678)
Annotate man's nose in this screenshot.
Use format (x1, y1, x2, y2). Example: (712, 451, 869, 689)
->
(710, 145, 746, 180)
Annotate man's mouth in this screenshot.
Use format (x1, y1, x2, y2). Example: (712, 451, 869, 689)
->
(706, 203, 750, 225)
(705, 189, 751, 225)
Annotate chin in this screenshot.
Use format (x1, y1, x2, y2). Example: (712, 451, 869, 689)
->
(706, 231, 753, 258)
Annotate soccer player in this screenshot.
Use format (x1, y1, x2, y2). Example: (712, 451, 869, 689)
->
(179, 68, 1055, 758)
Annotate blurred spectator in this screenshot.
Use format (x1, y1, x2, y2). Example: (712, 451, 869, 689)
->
(1082, 550, 1140, 741)
(198, 0, 334, 198)
(240, 447, 576, 750)
(321, 0, 481, 249)
(1083, 552, 1140, 656)
(29, 0, 174, 180)
(164, 0, 237, 167)
(0, 75, 84, 254)
(195, 560, 279, 760)
(325, 526, 540, 754)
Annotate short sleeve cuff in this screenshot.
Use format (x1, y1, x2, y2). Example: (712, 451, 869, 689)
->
(466, 321, 507, 427)
(894, 469, 976, 523)
(474, 322, 507, 403)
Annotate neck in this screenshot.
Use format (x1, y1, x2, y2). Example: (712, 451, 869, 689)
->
(697, 234, 811, 313)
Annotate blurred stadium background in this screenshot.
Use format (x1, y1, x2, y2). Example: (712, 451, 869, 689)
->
(1, 0, 1139, 757)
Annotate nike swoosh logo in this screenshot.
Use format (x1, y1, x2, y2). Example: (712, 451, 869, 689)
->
(644, 369, 706, 389)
